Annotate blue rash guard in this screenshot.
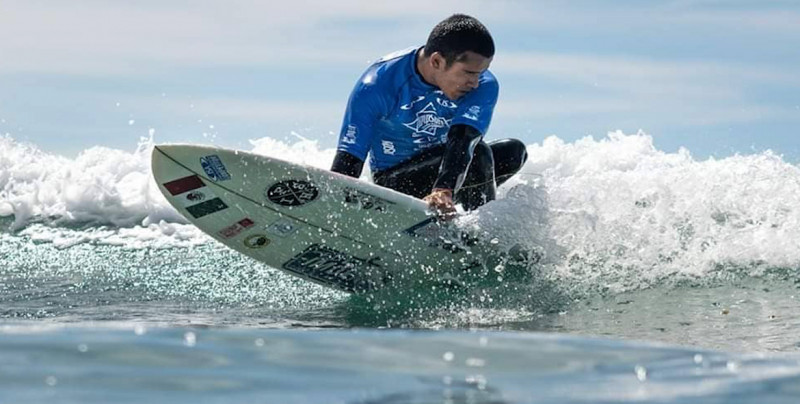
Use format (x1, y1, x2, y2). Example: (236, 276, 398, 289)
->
(336, 46, 499, 173)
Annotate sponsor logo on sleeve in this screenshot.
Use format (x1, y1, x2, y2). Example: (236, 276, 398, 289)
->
(162, 175, 228, 218)
(282, 244, 382, 292)
(381, 140, 396, 155)
(200, 155, 231, 181)
(218, 218, 255, 239)
(266, 180, 319, 207)
(267, 218, 299, 237)
(343, 125, 358, 144)
(462, 105, 481, 121)
(243, 234, 271, 249)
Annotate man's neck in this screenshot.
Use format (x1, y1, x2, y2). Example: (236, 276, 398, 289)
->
(415, 48, 437, 88)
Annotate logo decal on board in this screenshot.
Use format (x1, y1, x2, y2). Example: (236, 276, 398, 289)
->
(162, 175, 228, 219)
(200, 155, 231, 181)
(343, 187, 394, 212)
(266, 180, 319, 207)
(243, 234, 271, 249)
(218, 218, 255, 239)
(282, 244, 382, 292)
(186, 191, 206, 203)
(267, 218, 299, 237)
(403, 218, 479, 254)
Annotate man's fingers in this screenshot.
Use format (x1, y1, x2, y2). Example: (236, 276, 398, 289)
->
(423, 188, 457, 219)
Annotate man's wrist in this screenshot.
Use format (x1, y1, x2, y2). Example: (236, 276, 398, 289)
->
(430, 188, 453, 197)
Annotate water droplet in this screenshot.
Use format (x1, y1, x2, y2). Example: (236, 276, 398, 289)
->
(184, 332, 197, 347)
(727, 361, 740, 372)
(77, 344, 88, 353)
(134, 325, 147, 335)
(254, 338, 265, 347)
(466, 357, 486, 367)
(694, 354, 704, 364)
(634, 365, 647, 382)
(479, 336, 488, 347)
(443, 351, 454, 362)
(45, 376, 57, 386)
(466, 374, 488, 390)
(128, 120, 135, 125)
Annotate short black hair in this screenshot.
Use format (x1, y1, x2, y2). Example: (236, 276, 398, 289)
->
(423, 14, 494, 66)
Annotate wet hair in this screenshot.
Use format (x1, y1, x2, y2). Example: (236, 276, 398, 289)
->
(423, 14, 494, 66)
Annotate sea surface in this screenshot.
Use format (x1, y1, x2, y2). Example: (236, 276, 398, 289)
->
(2, 132, 800, 403)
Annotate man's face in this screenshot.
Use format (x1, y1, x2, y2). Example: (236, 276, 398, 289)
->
(432, 51, 492, 100)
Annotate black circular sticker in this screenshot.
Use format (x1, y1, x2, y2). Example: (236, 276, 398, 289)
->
(244, 234, 271, 249)
(266, 180, 319, 207)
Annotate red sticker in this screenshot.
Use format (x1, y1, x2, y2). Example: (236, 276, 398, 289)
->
(218, 218, 255, 239)
(163, 175, 205, 196)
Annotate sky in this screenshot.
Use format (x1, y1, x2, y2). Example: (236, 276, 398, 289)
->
(1, 0, 798, 160)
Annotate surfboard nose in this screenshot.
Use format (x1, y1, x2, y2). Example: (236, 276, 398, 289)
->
(153, 143, 226, 165)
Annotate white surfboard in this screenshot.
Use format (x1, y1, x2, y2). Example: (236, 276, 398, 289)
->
(151, 144, 501, 293)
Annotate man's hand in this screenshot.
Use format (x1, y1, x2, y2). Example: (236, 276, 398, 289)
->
(423, 188, 457, 220)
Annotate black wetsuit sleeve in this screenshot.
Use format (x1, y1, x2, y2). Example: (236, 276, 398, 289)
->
(432, 124, 483, 192)
(331, 150, 365, 178)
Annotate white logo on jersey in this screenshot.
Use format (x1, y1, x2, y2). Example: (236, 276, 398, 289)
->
(400, 95, 426, 110)
(403, 102, 450, 138)
(437, 97, 458, 109)
(343, 125, 357, 144)
(462, 105, 481, 121)
(381, 141, 396, 155)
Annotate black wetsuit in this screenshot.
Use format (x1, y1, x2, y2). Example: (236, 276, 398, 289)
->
(333, 124, 527, 210)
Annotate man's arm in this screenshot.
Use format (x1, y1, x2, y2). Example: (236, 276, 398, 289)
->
(331, 65, 385, 179)
(433, 124, 483, 191)
(423, 124, 483, 217)
(426, 71, 499, 216)
(331, 150, 365, 178)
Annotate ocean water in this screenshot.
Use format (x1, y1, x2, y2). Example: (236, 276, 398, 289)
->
(2, 132, 800, 403)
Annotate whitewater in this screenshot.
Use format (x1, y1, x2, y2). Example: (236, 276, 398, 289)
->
(2, 131, 800, 403)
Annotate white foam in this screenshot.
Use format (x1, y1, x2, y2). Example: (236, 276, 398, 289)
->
(0, 132, 341, 248)
(2, 131, 799, 289)
(471, 131, 800, 292)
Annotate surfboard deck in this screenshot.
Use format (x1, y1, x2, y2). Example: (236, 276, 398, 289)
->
(151, 144, 500, 294)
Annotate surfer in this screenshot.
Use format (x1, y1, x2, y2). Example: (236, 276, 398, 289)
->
(331, 14, 527, 218)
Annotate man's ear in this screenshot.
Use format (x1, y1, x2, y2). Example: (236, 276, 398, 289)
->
(430, 52, 445, 70)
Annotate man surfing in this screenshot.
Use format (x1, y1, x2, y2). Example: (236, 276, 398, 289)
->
(331, 14, 527, 218)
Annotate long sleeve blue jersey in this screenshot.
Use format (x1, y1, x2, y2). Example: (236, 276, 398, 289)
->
(336, 47, 498, 172)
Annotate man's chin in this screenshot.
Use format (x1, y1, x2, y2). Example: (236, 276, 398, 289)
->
(444, 91, 464, 100)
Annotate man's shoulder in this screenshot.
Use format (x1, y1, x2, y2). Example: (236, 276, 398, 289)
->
(354, 47, 417, 94)
(375, 46, 418, 64)
(480, 69, 498, 88)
